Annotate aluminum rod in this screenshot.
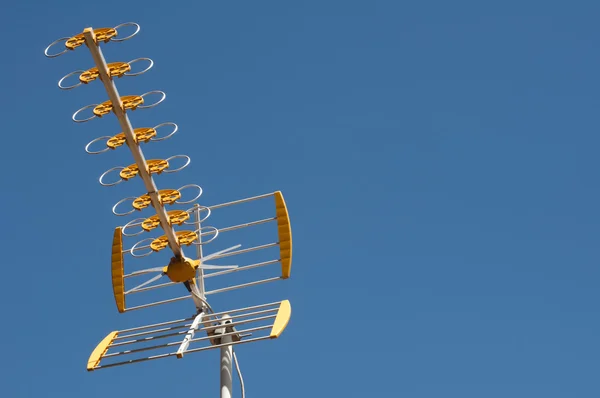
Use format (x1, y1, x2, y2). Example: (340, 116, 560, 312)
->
(190, 325, 271, 345)
(204, 259, 279, 278)
(198, 314, 277, 333)
(113, 326, 190, 345)
(124, 295, 191, 312)
(216, 217, 276, 234)
(202, 307, 278, 323)
(96, 352, 177, 370)
(185, 336, 270, 354)
(208, 192, 275, 210)
(82, 29, 183, 258)
(206, 277, 281, 296)
(195, 204, 206, 299)
(177, 312, 203, 357)
(126, 281, 177, 294)
(209, 243, 279, 260)
(117, 316, 195, 334)
(203, 301, 282, 319)
(104, 339, 180, 358)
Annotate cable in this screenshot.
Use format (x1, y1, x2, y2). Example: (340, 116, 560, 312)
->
(190, 287, 247, 398)
(233, 350, 246, 398)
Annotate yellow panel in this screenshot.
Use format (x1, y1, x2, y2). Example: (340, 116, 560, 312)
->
(121, 95, 144, 111)
(132, 189, 181, 211)
(150, 230, 196, 252)
(111, 227, 125, 313)
(270, 300, 292, 338)
(87, 331, 118, 371)
(66, 27, 116, 50)
(274, 191, 292, 279)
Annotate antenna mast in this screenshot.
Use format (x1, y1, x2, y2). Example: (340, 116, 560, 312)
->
(44, 23, 293, 398)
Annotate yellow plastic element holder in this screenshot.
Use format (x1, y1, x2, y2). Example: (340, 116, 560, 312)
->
(107, 127, 157, 149)
(270, 300, 292, 338)
(142, 210, 189, 232)
(164, 257, 200, 283)
(93, 95, 144, 117)
(151, 230, 197, 252)
(274, 191, 292, 278)
(66, 27, 116, 50)
(79, 62, 131, 84)
(87, 331, 119, 371)
(120, 159, 169, 180)
(111, 227, 125, 313)
(133, 189, 181, 210)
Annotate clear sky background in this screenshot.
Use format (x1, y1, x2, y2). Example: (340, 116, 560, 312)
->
(1, 1, 599, 397)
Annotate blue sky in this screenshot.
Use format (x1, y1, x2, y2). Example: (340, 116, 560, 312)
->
(1, 1, 599, 397)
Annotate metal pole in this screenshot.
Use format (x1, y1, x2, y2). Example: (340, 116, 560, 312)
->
(81, 28, 183, 258)
(194, 204, 205, 298)
(220, 335, 233, 398)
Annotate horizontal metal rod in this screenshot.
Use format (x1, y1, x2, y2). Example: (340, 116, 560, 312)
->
(199, 314, 277, 333)
(204, 301, 283, 319)
(208, 193, 275, 210)
(217, 217, 276, 234)
(117, 316, 196, 334)
(210, 243, 278, 260)
(125, 295, 191, 312)
(96, 352, 177, 370)
(112, 327, 190, 347)
(188, 325, 271, 345)
(206, 277, 281, 296)
(105, 339, 181, 358)
(124, 268, 163, 279)
(184, 336, 271, 355)
(127, 280, 177, 294)
(202, 307, 278, 324)
(204, 259, 280, 279)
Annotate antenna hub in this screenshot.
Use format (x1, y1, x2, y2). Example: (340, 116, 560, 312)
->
(164, 257, 198, 283)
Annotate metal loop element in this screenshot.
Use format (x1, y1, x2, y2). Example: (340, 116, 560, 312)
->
(151, 122, 178, 142)
(138, 91, 166, 109)
(112, 22, 141, 42)
(164, 155, 191, 174)
(129, 237, 154, 258)
(85, 136, 113, 155)
(44, 37, 69, 58)
(125, 58, 154, 76)
(183, 205, 211, 225)
(122, 218, 146, 237)
(99, 166, 125, 187)
(72, 104, 99, 123)
(58, 70, 85, 90)
(193, 226, 219, 245)
(113, 197, 137, 216)
(176, 184, 203, 204)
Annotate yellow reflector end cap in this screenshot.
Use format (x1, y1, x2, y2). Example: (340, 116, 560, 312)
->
(87, 331, 118, 371)
(270, 300, 291, 338)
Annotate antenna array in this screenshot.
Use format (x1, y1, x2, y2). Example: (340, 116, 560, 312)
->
(45, 23, 293, 397)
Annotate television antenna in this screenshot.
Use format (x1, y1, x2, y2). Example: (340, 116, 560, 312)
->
(44, 23, 293, 398)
